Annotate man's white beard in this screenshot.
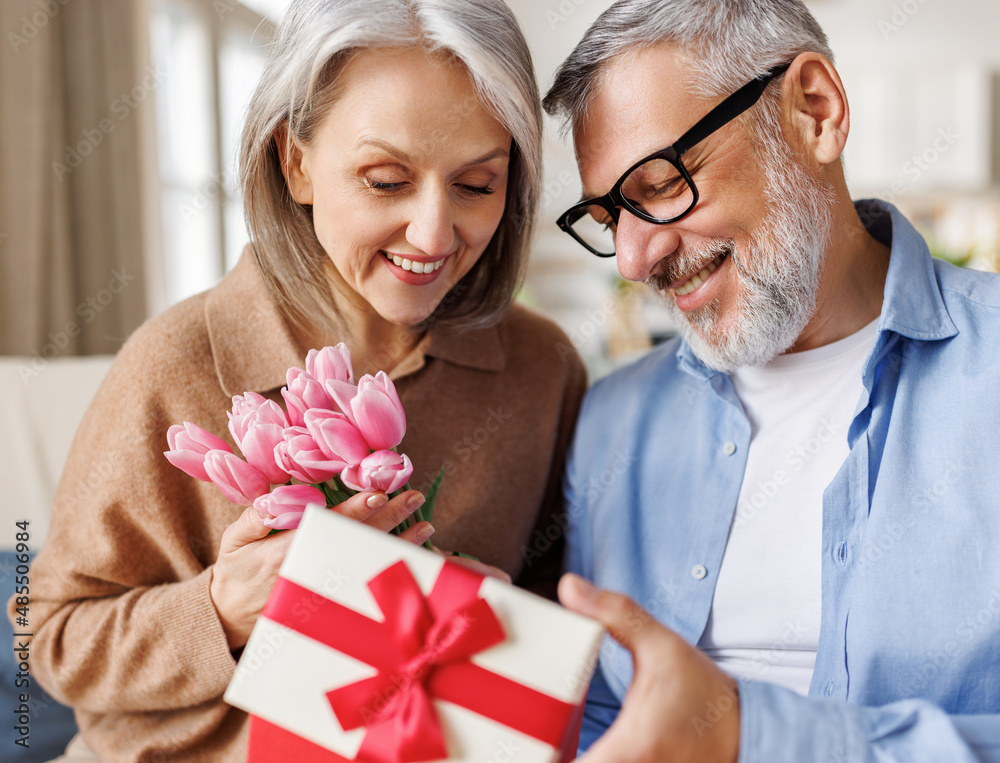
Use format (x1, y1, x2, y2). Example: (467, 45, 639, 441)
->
(651, 140, 834, 373)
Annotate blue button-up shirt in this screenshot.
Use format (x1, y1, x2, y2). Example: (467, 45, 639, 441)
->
(565, 201, 1000, 761)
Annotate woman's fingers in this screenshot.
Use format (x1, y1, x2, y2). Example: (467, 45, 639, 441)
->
(212, 506, 295, 650)
(436, 548, 512, 584)
(364, 489, 425, 533)
(330, 489, 424, 533)
(331, 490, 388, 522)
(217, 505, 273, 555)
(397, 520, 435, 546)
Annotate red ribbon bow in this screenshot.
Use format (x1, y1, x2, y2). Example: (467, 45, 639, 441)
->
(260, 559, 575, 763)
(325, 562, 505, 762)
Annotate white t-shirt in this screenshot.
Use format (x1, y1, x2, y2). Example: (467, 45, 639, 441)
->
(697, 318, 879, 695)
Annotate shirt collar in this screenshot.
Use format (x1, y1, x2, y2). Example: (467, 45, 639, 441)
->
(860, 199, 957, 343)
(676, 199, 958, 381)
(205, 252, 505, 398)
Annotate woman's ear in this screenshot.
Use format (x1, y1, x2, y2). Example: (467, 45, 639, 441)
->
(782, 52, 850, 167)
(274, 123, 314, 205)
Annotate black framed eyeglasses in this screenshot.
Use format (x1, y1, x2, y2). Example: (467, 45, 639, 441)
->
(556, 63, 791, 257)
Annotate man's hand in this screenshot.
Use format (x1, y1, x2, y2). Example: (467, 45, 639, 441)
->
(558, 574, 741, 763)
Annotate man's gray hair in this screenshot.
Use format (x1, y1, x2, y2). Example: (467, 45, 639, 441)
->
(543, 0, 833, 134)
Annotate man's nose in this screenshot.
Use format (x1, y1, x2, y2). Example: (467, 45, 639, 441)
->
(613, 211, 681, 282)
(405, 187, 457, 256)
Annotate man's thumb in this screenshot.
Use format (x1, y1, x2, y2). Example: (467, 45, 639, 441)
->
(559, 573, 654, 653)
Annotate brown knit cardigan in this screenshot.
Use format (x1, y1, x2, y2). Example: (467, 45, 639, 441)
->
(12, 254, 586, 762)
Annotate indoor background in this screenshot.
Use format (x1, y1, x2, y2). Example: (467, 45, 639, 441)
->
(1, 0, 998, 381)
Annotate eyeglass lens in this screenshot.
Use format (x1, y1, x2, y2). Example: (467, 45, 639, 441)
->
(569, 156, 695, 255)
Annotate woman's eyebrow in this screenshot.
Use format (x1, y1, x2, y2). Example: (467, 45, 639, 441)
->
(466, 148, 510, 164)
(354, 137, 409, 160)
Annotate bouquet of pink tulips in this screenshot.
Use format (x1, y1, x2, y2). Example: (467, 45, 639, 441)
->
(164, 344, 440, 544)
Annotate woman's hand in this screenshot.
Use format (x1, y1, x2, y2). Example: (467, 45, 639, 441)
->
(210, 489, 433, 650)
(433, 546, 512, 584)
(333, 488, 434, 545)
(210, 506, 294, 650)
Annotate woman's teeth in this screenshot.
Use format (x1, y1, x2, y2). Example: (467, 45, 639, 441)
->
(384, 252, 445, 274)
(675, 252, 726, 296)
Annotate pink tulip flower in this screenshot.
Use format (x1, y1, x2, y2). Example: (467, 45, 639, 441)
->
(253, 484, 326, 530)
(341, 450, 413, 494)
(164, 422, 232, 482)
(227, 393, 291, 486)
(203, 450, 271, 505)
(306, 344, 354, 386)
(229, 392, 289, 440)
(274, 426, 346, 484)
(326, 371, 406, 451)
(304, 409, 371, 466)
(282, 367, 333, 427)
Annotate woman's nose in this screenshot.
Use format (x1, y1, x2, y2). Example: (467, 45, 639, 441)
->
(613, 211, 681, 283)
(405, 187, 458, 256)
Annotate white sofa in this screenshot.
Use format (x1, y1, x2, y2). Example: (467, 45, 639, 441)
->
(1, 355, 115, 762)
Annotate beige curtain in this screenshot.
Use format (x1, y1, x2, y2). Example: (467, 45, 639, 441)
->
(0, 0, 152, 357)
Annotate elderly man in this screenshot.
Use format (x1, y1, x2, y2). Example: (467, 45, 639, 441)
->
(545, 1, 1000, 761)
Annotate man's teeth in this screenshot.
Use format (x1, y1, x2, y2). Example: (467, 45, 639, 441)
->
(386, 253, 445, 274)
(675, 253, 725, 296)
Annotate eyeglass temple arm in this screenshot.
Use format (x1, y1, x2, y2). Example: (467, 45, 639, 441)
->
(673, 63, 791, 156)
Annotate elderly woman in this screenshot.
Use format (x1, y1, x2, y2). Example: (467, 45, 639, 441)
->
(19, 1, 586, 760)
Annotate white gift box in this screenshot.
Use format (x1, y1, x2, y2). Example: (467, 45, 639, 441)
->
(224, 506, 604, 763)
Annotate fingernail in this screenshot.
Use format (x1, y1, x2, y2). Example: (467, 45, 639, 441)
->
(415, 522, 435, 544)
(406, 493, 426, 512)
(563, 573, 597, 601)
(366, 493, 388, 510)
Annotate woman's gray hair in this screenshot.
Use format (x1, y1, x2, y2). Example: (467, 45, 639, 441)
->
(240, 0, 542, 336)
(543, 0, 834, 151)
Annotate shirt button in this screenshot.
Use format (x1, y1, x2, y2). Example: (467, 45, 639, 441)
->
(722, 441, 737, 456)
(838, 542, 849, 566)
(691, 564, 708, 580)
(825, 680, 835, 696)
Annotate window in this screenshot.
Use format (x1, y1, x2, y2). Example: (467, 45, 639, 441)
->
(149, 0, 280, 307)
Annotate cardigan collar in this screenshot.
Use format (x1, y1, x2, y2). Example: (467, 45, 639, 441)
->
(204, 252, 505, 398)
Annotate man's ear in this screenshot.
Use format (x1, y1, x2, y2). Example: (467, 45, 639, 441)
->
(782, 52, 849, 167)
(274, 123, 314, 205)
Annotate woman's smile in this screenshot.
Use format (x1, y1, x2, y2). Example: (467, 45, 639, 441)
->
(381, 250, 451, 282)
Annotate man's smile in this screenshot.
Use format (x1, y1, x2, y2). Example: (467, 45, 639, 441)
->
(673, 250, 729, 296)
